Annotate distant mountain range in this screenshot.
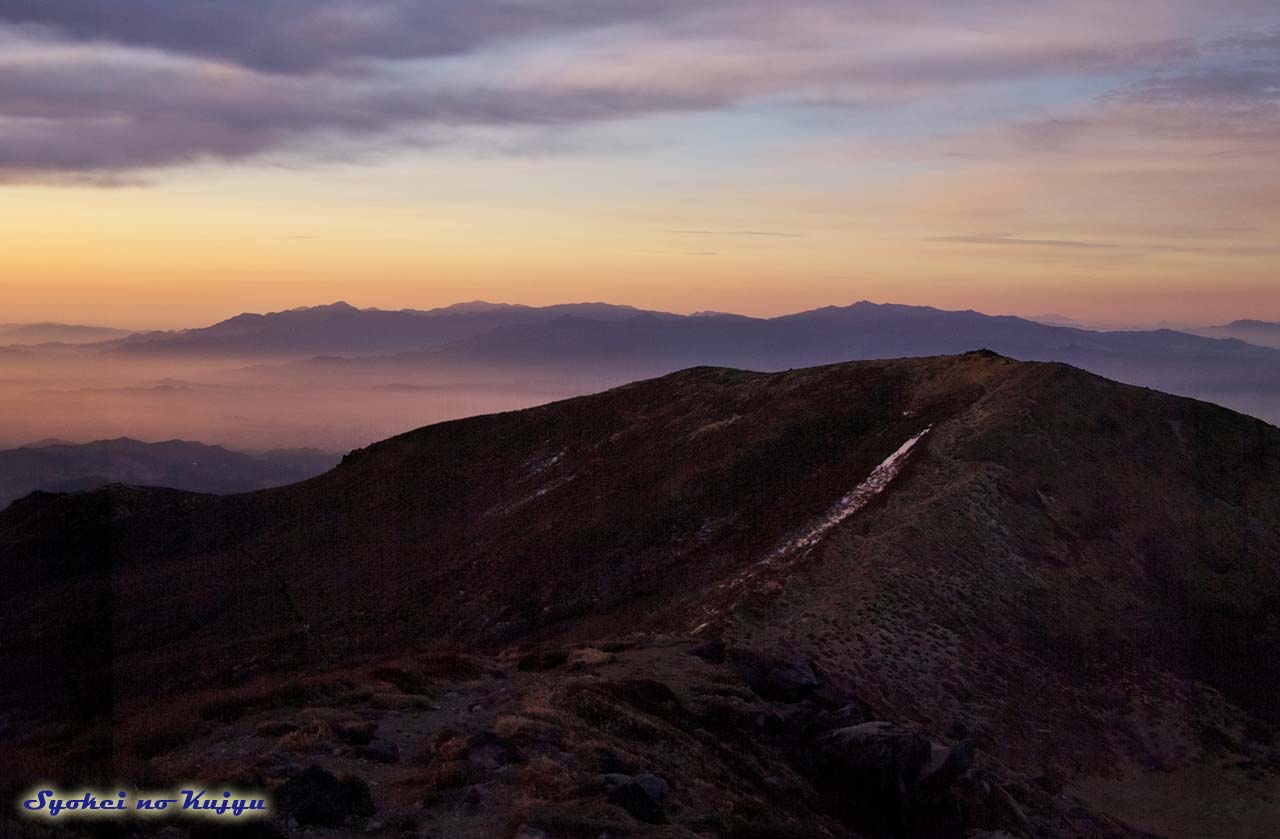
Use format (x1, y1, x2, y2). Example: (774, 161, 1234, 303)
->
(3, 354, 1277, 837)
(1191, 319, 1280, 349)
(100, 301, 677, 358)
(16, 300, 1280, 426)
(72, 301, 1279, 365)
(0, 437, 338, 510)
(0, 321, 132, 346)
(161, 300, 1276, 425)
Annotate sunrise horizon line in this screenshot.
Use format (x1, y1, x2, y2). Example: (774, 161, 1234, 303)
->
(26, 296, 1278, 335)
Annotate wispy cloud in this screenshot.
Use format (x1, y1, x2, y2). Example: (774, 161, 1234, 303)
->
(927, 235, 1115, 250)
(669, 229, 806, 238)
(926, 235, 1280, 257)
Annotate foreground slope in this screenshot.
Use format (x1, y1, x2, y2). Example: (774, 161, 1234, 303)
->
(2, 353, 1278, 838)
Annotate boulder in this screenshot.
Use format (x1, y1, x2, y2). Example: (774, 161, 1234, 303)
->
(688, 640, 726, 663)
(818, 721, 974, 800)
(604, 771, 670, 824)
(276, 765, 375, 827)
(820, 722, 930, 779)
(728, 648, 822, 702)
(604, 771, 669, 801)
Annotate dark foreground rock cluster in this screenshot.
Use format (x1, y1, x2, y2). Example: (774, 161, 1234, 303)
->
(4, 638, 1164, 839)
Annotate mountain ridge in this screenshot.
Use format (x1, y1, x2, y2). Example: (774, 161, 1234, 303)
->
(3, 356, 1278, 838)
(82, 300, 1280, 360)
(97, 301, 682, 358)
(1193, 319, 1280, 349)
(39, 299, 1280, 428)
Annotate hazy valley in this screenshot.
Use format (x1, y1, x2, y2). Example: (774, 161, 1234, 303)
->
(2, 301, 1278, 458)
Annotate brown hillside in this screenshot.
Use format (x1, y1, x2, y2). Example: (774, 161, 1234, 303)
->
(2, 352, 1277, 838)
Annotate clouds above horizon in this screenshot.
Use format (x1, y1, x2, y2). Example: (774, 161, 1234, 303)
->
(1, 0, 1277, 182)
(4, 0, 1280, 331)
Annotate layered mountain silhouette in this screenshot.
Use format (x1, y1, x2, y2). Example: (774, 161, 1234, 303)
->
(0, 438, 339, 510)
(0, 321, 132, 346)
(3, 353, 1277, 838)
(1192, 319, 1280, 350)
(75, 300, 1280, 426)
(101, 301, 674, 358)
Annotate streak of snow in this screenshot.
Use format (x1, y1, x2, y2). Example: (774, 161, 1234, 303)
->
(529, 473, 576, 501)
(524, 449, 566, 478)
(765, 425, 932, 561)
(483, 471, 577, 518)
(687, 424, 932, 633)
(688, 414, 743, 440)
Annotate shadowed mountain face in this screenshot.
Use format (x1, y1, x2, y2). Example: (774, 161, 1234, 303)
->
(0, 438, 339, 510)
(2, 354, 1278, 838)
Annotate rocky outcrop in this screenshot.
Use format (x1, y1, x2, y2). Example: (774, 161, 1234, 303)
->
(819, 721, 975, 800)
(276, 765, 375, 827)
(728, 647, 823, 702)
(813, 721, 976, 837)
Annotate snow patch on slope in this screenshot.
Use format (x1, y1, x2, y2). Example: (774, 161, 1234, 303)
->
(691, 425, 932, 633)
(765, 424, 932, 561)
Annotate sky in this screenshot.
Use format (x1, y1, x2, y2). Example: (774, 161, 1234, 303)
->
(2, 0, 1278, 329)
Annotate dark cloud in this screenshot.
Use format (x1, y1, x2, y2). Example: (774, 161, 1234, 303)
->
(1, 1, 1277, 182)
(0, 0, 714, 73)
(0, 49, 734, 180)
